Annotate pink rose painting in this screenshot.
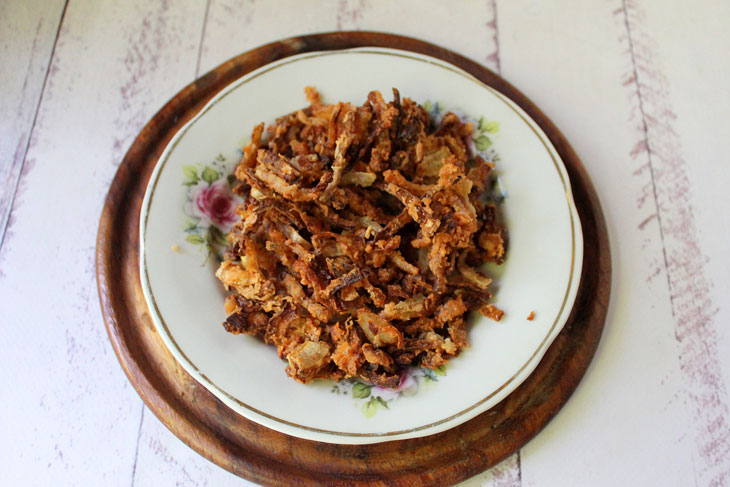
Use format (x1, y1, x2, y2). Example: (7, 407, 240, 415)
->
(182, 157, 241, 260)
(371, 368, 419, 402)
(189, 179, 238, 231)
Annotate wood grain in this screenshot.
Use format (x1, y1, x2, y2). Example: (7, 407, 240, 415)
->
(619, 2, 730, 484)
(496, 3, 728, 485)
(0, 1, 207, 484)
(96, 32, 610, 486)
(0, 0, 66, 249)
(197, 0, 498, 77)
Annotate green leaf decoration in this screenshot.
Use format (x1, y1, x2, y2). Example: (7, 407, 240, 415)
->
(185, 233, 205, 245)
(478, 116, 488, 132)
(352, 382, 372, 399)
(361, 396, 379, 418)
(376, 397, 390, 409)
(204, 242, 215, 257)
(209, 226, 229, 246)
(423, 100, 433, 113)
(183, 165, 199, 185)
(183, 165, 198, 178)
(478, 117, 500, 134)
(475, 135, 492, 152)
(435, 365, 447, 377)
(215, 153, 226, 162)
(202, 166, 219, 185)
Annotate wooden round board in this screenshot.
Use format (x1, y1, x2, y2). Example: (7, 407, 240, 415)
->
(96, 32, 610, 486)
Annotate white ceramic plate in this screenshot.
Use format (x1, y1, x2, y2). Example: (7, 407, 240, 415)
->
(140, 48, 583, 444)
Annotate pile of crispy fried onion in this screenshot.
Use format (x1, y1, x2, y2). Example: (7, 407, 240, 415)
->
(216, 88, 506, 388)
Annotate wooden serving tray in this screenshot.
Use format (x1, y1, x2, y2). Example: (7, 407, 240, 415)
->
(96, 32, 610, 486)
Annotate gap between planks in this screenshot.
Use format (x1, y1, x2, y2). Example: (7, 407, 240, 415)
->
(0, 0, 69, 253)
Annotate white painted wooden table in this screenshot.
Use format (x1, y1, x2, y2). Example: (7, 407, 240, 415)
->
(2, 1, 729, 485)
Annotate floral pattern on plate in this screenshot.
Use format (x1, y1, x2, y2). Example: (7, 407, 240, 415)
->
(182, 154, 242, 261)
(331, 366, 446, 417)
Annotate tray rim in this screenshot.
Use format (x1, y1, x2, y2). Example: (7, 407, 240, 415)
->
(138, 46, 584, 443)
(96, 31, 610, 487)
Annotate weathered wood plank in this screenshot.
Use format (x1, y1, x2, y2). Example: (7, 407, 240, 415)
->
(628, 1, 730, 484)
(0, 0, 66, 249)
(497, 0, 729, 485)
(197, 0, 499, 76)
(0, 1, 206, 485)
(134, 412, 259, 486)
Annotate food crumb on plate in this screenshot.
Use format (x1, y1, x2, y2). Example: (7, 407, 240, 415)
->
(527, 311, 535, 321)
(479, 304, 505, 322)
